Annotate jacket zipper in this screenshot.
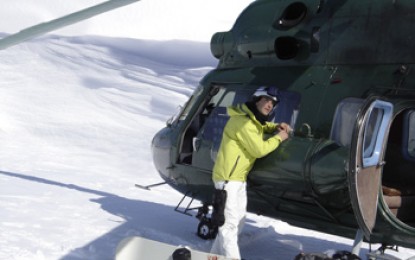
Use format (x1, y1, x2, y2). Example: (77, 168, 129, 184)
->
(228, 155, 240, 179)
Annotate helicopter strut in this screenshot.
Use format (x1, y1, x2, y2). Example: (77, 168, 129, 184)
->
(173, 191, 198, 216)
(174, 191, 218, 239)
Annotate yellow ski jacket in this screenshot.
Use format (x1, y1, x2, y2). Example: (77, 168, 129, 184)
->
(212, 103, 283, 182)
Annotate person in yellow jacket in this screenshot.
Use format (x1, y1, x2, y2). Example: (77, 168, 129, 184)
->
(210, 86, 290, 259)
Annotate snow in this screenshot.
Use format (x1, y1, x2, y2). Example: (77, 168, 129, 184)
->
(0, 1, 414, 260)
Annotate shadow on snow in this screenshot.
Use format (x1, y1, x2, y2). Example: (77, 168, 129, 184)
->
(0, 170, 368, 260)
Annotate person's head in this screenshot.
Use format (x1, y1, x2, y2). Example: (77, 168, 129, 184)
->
(252, 86, 280, 116)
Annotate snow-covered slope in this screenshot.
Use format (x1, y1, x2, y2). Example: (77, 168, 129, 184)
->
(1, 0, 255, 42)
(0, 35, 208, 260)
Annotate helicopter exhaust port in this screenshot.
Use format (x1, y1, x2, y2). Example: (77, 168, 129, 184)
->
(274, 2, 308, 30)
(274, 36, 310, 60)
(275, 36, 301, 60)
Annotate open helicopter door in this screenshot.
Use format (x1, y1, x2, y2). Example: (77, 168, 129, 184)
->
(349, 98, 393, 239)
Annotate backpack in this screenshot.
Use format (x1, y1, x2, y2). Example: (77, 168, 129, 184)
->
(294, 252, 332, 260)
(332, 250, 361, 260)
(294, 251, 361, 260)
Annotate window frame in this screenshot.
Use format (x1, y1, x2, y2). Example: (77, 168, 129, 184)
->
(402, 110, 415, 162)
(361, 100, 393, 168)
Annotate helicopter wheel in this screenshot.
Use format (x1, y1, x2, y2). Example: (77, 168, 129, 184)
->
(197, 217, 218, 240)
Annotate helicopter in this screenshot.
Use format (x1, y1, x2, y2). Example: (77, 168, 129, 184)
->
(147, 0, 415, 257)
(1, 0, 414, 259)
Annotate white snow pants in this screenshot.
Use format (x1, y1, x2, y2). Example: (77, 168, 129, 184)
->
(210, 181, 247, 259)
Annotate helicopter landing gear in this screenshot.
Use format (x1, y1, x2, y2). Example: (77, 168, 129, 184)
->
(196, 205, 218, 240)
(173, 194, 218, 239)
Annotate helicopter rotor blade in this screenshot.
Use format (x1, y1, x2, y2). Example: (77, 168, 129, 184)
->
(0, 0, 140, 51)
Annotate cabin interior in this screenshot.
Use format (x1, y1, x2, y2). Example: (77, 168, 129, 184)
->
(382, 109, 415, 227)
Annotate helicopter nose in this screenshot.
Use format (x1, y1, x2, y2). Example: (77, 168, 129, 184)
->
(151, 127, 172, 180)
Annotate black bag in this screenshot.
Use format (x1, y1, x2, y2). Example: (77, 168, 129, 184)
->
(294, 251, 361, 260)
(211, 189, 227, 227)
(332, 251, 361, 260)
(294, 252, 332, 260)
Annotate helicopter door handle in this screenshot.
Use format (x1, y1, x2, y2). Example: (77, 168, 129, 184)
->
(193, 137, 201, 152)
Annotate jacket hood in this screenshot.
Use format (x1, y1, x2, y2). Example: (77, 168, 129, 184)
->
(227, 103, 265, 126)
(227, 103, 253, 118)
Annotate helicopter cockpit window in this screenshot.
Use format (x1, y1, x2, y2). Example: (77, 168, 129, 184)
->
(190, 86, 242, 165)
(209, 87, 236, 107)
(178, 85, 203, 122)
(403, 110, 415, 161)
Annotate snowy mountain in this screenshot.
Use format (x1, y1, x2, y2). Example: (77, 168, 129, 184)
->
(1, 0, 255, 42)
(1, 1, 415, 260)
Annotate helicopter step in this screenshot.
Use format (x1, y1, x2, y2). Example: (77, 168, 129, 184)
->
(115, 236, 231, 260)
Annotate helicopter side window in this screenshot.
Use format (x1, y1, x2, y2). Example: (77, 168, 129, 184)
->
(190, 87, 240, 168)
(201, 106, 230, 161)
(177, 85, 212, 164)
(363, 108, 384, 157)
(330, 98, 364, 147)
(197, 88, 237, 150)
(270, 90, 301, 128)
(403, 110, 415, 161)
(362, 100, 393, 168)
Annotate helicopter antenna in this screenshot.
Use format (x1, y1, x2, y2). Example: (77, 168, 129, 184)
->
(135, 182, 167, 191)
(0, 0, 140, 50)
